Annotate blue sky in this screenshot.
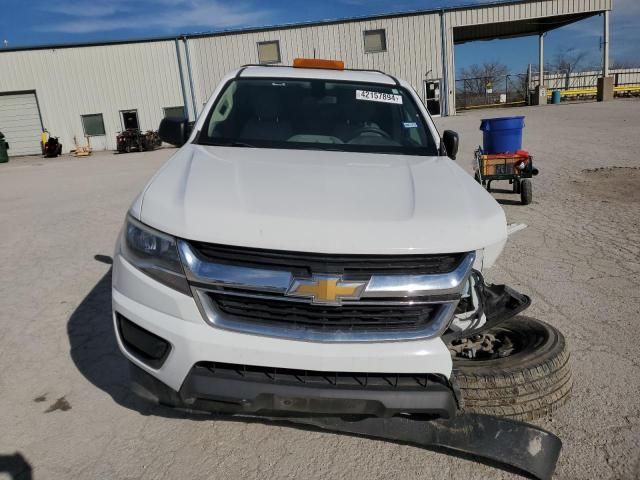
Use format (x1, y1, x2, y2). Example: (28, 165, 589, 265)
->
(1, 0, 638, 73)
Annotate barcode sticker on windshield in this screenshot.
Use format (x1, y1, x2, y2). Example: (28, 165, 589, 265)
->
(356, 90, 403, 104)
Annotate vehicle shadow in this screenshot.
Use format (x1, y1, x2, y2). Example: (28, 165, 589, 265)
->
(67, 263, 203, 419)
(67, 267, 146, 412)
(65, 256, 541, 478)
(488, 188, 514, 194)
(496, 198, 523, 206)
(0, 453, 32, 480)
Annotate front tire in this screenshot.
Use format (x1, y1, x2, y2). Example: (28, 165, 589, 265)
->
(452, 317, 572, 421)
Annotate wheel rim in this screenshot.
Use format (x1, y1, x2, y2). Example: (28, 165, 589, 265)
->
(450, 324, 545, 362)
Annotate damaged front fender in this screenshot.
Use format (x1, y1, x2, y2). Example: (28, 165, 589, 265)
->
(444, 273, 531, 343)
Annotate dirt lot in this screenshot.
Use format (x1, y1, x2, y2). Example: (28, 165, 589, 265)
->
(1, 100, 639, 479)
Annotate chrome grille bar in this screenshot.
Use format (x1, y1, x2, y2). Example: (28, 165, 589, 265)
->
(194, 289, 458, 343)
(179, 241, 475, 298)
(178, 240, 476, 342)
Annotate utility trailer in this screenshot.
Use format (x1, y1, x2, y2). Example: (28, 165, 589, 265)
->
(474, 148, 539, 205)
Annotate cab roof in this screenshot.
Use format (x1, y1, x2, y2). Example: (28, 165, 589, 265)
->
(237, 65, 397, 85)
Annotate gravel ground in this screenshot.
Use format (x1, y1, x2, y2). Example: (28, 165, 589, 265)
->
(1, 99, 639, 480)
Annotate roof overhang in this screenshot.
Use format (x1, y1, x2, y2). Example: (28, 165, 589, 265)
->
(453, 12, 601, 44)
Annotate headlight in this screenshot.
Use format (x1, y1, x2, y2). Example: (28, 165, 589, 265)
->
(120, 216, 190, 295)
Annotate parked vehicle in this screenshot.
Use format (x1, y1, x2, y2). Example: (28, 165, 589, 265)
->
(116, 129, 161, 153)
(113, 59, 570, 423)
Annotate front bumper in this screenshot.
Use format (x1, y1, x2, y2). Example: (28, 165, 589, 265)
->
(112, 253, 453, 395)
(179, 362, 456, 418)
(129, 359, 457, 418)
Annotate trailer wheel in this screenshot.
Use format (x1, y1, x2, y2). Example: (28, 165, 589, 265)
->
(520, 179, 532, 205)
(513, 179, 521, 194)
(451, 317, 572, 421)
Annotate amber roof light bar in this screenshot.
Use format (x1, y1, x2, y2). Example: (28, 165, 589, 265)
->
(293, 58, 345, 70)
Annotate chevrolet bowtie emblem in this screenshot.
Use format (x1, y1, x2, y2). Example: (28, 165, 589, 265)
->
(286, 275, 368, 305)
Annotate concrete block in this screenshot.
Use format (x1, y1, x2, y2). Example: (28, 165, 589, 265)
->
(533, 86, 547, 105)
(597, 76, 614, 102)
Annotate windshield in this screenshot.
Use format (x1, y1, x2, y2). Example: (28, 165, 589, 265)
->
(197, 78, 438, 156)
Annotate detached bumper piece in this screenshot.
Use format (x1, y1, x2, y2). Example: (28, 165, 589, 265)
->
(130, 362, 561, 479)
(244, 413, 561, 480)
(179, 362, 457, 419)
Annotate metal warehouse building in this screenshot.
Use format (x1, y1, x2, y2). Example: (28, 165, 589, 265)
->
(0, 0, 612, 155)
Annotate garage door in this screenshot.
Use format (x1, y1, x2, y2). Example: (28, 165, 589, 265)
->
(0, 92, 43, 156)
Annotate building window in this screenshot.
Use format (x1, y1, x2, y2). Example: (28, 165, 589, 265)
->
(81, 114, 105, 136)
(163, 106, 186, 119)
(257, 40, 281, 64)
(364, 29, 387, 53)
(120, 110, 139, 130)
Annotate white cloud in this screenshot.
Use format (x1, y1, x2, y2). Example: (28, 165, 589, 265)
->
(37, 0, 270, 34)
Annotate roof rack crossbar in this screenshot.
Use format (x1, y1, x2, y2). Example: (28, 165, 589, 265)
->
(238, 64, 398, 83)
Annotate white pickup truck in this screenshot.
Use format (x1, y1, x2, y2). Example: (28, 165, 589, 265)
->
(112, 59, 570, 421)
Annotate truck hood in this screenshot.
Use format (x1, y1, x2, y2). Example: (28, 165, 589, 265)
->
(136, 145, 506, 254)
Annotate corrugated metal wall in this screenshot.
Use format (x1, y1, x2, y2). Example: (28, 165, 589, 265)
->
(0, 41, 184, 151)
(187, 13, 443, 115)
(448, 0, 611, 26)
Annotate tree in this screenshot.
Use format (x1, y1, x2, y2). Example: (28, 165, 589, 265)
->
(546, 48, 588, 75)
(458, 61, 510, 95)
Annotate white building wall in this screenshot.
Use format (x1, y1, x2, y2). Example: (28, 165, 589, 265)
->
(187, 12, 444, 115)
(0, 41, 184, 152)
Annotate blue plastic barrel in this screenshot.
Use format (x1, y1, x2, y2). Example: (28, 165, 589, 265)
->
(552, 90, 562, 104)
(479, 116, 525, 154)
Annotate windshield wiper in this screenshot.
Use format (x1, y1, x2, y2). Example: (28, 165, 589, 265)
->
(203, 140, 256, 148)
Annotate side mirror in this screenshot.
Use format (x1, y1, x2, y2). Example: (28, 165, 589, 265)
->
(158, 117, 192, 146)
(442, 130, 459, 160)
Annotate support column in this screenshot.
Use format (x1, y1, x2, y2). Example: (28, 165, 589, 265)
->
(598, 10, 614, 101)
(534, 33, 547, 105)
(603, 10, 610, 77)
(439, 11, 450, 116)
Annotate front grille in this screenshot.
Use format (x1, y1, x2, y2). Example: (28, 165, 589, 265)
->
(208, 292, 439, 332)
(194, 361, 448, 390)
(189, 241, 465, 277)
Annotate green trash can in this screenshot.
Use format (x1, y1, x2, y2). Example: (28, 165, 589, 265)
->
(551, 90, 562, 105)
(0, 132, 9, 163)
